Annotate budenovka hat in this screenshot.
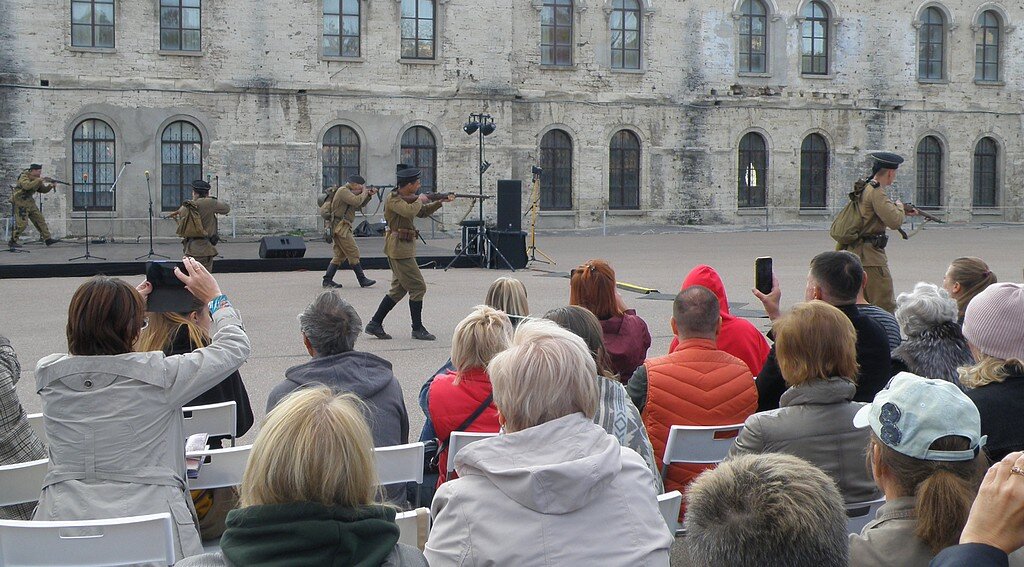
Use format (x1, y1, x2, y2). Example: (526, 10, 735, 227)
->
(962, 282, 1024, 361)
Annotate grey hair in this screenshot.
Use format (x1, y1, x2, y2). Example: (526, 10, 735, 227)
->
(684, 453, 849, 567)
(298, 290, 362, 356)
(896, 282, 958, 338)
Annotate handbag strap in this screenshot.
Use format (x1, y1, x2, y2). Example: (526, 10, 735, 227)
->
(437, 393, 494, 452)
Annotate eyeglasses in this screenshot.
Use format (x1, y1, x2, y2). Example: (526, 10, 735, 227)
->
(879, 402, 902, 446)
(570, 264, 595, 278)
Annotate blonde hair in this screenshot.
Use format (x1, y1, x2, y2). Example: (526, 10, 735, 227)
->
(239, 387, 379, 508)
(487, 318, 598, 432)
(947, 257, 997, 320)
(773, 301, 859, 386)
(958, 353, 1024, 389)
(451, 305, 514, 383)
(137, 309, 207, 354)
(485, 277, 529, 319)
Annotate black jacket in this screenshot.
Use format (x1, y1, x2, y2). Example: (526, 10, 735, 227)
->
(756, 303, 893, 412)
(966, 371, 1024, 462)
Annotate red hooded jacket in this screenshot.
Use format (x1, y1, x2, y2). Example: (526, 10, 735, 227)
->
(668, 265, 770, 377)
(427, 368, 501, 485)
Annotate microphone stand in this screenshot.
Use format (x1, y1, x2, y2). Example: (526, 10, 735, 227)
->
(135, 172, 169, 260)
(70, 174, 106, 261)
(99, 161, 130, 243)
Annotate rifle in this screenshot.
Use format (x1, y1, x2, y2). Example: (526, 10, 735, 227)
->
(395, 191, 492, 204)
(43, 178, 70, 186)
(902, 203, 944, 224)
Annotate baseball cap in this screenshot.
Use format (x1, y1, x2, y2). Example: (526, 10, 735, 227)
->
(853, 372, 985, 462)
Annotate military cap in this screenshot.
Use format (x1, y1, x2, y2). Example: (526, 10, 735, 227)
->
(397, 167, 422, 182)
(347, 174, 366, 185)
(396, 163, 412, 173)
(191, 179, 212, 192)
(869, 152, 904, 169)
(28, 163, 42, 170)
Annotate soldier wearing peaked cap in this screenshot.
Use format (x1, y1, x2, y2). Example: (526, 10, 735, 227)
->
(322, 174, 378, 288)
(9, 163, 59, 248)
(166, 179, 229, 272)
(840, 151, 919, 313)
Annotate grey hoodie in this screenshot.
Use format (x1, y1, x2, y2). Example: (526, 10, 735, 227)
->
(268, 351, 409, 449)
(425, 413, 672, 566)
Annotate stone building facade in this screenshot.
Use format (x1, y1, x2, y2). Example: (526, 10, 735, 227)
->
(1, 0, 1022, 239)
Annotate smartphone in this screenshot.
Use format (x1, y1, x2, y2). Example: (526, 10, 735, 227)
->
(755, 257, 773, 295)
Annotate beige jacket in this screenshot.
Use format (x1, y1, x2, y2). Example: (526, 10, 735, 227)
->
(383, 193, 442, 259)
(179, 197, 230, 257)
(329, 183, 373, 227)
(849, 182, 905, 267)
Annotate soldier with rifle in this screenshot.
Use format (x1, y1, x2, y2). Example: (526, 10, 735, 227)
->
(321, 174, 378, 288)
(9, 163, 63, 248)
(165, 179, 229, 272)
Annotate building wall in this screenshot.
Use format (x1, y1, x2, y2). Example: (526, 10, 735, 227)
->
(2, 0, 1022, 239)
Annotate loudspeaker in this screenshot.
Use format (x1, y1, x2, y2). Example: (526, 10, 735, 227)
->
(259, 235, 307, 259)
(496, 179, 522, 232)
(487, 229, 528, 269)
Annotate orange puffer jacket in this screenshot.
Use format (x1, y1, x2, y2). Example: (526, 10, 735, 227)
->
(642, 338, 758, 518)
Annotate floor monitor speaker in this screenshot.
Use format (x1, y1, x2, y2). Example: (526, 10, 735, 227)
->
(487, 230, 528, 269)
(259, 236, 307, 259)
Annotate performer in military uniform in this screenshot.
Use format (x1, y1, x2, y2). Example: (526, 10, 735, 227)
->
(167, 180, 229, 272)
(364, 166, 452, 341)
(843, 151, 918, 313)
(8, 163, 59, 248)
(322, 174, 377, 288)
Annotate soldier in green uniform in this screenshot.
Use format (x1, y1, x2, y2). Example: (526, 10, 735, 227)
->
(8, 163, 60, 248)
(166, 180, 229, 272)
(364, 167, 452, 341)
(322, 174, 377, 288)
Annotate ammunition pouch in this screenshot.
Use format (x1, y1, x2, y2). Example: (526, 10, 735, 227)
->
(390, 228, 419, 242)
(862, 233, 888, 250)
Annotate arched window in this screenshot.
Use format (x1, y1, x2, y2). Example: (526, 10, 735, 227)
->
(976, 10, 1000, 82)
(324, 0, 361, 57)
(322, 125, 360, 190)
(161, 121, 203, 211)
(72, 119, 116, 211)
(800, 134, 828, 209)
(739, 0, 768, 73)
(916, 136, 943, 207)
(609, 130, 640, 210)
(541, 0, 573, 66)
(918, 7, 945, 80)
(800, 1, 829, 75)
(400, 0, 435, 60)
(610, 0, 641, 70)
(973, 137, 999, 207)
(737, 132, 767, 208)
(400, 126, 437, 192)
(540, 130, 573, 210)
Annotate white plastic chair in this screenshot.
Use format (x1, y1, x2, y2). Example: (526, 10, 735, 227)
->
(395, 507, 432, 551)
(657, 490, 683, 536)
(182, 401, 237, 446)
(185, 445, 251, 490)
(846, 496, 886, 534)
(660, 424, 745, 480)
(0, 458, 48, 506)
(0, 513, 176, 566)
(374, 442, 425, 507)
(27, 412, 46, 445)
(446, 431, 498, 475)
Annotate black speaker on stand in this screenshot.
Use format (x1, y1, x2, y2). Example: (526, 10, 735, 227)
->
(496, 179, 522, 232)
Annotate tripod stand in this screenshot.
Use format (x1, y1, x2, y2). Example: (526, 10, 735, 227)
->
(136, 171, 169, 261)
(70, 173, 105, 261)
(525, 166, 554, 265)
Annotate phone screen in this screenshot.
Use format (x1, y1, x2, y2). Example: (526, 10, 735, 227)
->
(755, 257, 773, 295)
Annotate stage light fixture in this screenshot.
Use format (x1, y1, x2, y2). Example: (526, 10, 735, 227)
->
(463, 121, 480, 135)
(480, 121, 496, 136)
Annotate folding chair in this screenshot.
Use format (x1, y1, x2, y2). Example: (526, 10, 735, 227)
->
(446, 432, 497, 476)
(659, 424, 745, 481)
(0, 513, 176, 566)
(656, 490, 683, 536)
(0, 458, 48, 506)
(374, 442, 425, 507)
(846, 496, 886, 534)
(182, 401, 237, 446)
(185, 445, 251, 491)
(27, 412, 46, 445)
(395, 507, 432, 551)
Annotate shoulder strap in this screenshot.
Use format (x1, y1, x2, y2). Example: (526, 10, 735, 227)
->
(436, 393, 494, 451)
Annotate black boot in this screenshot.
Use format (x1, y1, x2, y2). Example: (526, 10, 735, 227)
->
(44, 238, 61, 246)
(352, 263, 376, 287)
(7, 239, 18, 249)
(365, 296, 397, 339)
(410, 300, 436, 341)
(322, 263, 343, 288)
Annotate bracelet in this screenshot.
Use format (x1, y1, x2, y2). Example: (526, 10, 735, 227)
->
(208, 294, 230, 316)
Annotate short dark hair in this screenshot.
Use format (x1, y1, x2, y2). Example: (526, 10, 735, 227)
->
(67, 276, 145, 355)
(810, 251, 863, 303)
(298, 290, 362, 356)
(673, 285, 720, 336)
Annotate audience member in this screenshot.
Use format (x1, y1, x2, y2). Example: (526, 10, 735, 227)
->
(425, 319, 672, 566)
(570, 259, 651, 382)
(753, 250, 892, 411)
(667, 264, 770, 376)
(34, 259, 250, 559)
(729, 301, 880, 504)
(0, 334, 45, 520)
(545, 305, 662, 489)
(849, 372, 993, 566)
(177, 387, 427, 567)
(858, 272, 903, 353)
(931, 452, 1024, 567)
(891, 283, 973, 387)
(428, 306, 510, 485)
(628, 286, 757, 513)
(960, 283, 1024, 462)
(684, 453, 849, 567)
(943, 257, 998, 324)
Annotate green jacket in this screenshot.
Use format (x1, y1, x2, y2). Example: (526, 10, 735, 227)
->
(11, 171, 53, 205)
